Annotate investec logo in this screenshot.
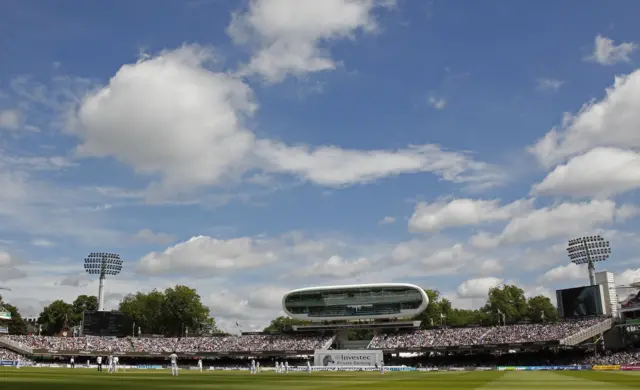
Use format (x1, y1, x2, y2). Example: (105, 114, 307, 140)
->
(336, 354, 371, 361)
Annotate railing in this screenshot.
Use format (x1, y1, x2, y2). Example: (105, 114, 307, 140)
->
(0, 338, 33, 354)
(320, 335, 336, 350)
(559, 319, 613, 346)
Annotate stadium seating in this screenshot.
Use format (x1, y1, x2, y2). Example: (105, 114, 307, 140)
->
(369, 317, 610, 349)
(0, 318, 611, 355)
(1, 334, 332, 353)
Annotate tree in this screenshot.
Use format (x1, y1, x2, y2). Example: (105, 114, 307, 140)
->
(483, 284, 529, 324)
(446, 309, 489, 326)
(119, 285, 217, 336)
(263, 316, 309, 333)
(71, 295, 98, 325)
(0, 295, 27, 335)
(527, 295, 558, 323)
(38, 300, 74, 335)
(119, 290, 167, 335)
(161, 285, 212, 336)
(414, 289, 448, 327)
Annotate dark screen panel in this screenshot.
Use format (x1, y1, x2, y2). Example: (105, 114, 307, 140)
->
(82, 311, 129, 337)
(556, 285, 603, 318)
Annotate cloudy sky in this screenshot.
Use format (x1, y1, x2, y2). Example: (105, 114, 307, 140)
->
(1, 0, 640, 332)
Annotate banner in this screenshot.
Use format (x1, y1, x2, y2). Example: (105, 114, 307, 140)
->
(314, 350, 383, 367)
(137, 365, 163, 370)
(0, 360, 16, 367)
(593, 365, 620, 371)
(621, 365, 640, 371)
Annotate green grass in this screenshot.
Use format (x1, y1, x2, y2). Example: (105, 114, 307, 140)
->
(2, 368, 640, 389)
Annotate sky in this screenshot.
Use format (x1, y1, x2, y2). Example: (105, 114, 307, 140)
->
(1, 0, 640, 333)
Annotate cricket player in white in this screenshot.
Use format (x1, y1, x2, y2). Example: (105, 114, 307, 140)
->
(16, 357, 20, 369)
(197, 359, 203, 372)
(107, 355, 113, 373)
(380, 360, 384, 374)
(306, 360, 311, 374)
(97, 356, 103, 372)
(70, 356, 75, 369)
(113, 356, 119, 372)
(169, 352, 179, 376)
(284, 361, 289, 374)
(256, 361, 260, 373)
(250, 359, 256, 374)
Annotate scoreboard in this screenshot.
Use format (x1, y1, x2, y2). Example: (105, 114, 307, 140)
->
(82, 311, 129, 337)
(556, 285, 605, 318)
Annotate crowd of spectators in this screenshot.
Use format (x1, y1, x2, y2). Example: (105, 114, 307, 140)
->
(369, 317, 607, 349)
(0, 347, 30, 362)
(583, 350, 640, 365)
(0, 317, 610, 356)
(1, 334, 332, 353)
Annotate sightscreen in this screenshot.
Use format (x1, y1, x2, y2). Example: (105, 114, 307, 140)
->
(82, 311, 130, 337)
(556, 285, 605, 318)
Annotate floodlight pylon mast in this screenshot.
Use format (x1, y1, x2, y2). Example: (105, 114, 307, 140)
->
(567, 235, 611, 286)
(98, 271, 106, 312)
(84, 253, 123, 311)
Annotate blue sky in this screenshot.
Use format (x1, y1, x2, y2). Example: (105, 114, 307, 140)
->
(1, 0, 640, 331)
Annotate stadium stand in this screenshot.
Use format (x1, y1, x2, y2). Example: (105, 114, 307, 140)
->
(369, 317, 610, 349)
(0, 317, 611, 356)
(2, 334, 333, 354)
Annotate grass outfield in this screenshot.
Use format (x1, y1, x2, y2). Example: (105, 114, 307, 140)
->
(3, 368, 640, 389)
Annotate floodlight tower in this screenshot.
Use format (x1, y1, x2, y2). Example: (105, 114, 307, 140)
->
(567, 235, 611, 286)
(84, 252, 123, 311)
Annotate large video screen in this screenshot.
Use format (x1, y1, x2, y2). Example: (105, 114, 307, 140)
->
(556, 285, 605, 318)
(82, 311, 130, 337)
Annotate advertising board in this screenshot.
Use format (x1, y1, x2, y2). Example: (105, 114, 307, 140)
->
(621, 365, 640, 371)
(314, 350, 383, 367)
(592, 365, 620, 371)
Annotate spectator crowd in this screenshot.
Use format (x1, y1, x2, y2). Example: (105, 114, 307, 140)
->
(2, 334, 332, 353)
(369, 317, 607, 349)
(0, 317, 611, 360)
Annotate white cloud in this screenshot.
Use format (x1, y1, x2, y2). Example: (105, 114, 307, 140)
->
(0, 109, 20, 130)
(428, 96, 446, 110)
(57, 273, 91, 288)
(30, 239, 54, 247)
(457, 277, 502, 299)
(476, 259, 504, 276)
(137, 235, 279, 275)
(532, 148, 640, 197)
(536, 78, 565, 92)
(70, 45, 257, 198)
(68, 45, 504, 199)
(256, 141, 505, 189)
(616, 204, 640, 222)
(0, 252, 27, 282)
(471, 200, 618, 248)
(586, 34, 637, 65)
(409, 198, 533, 233)
(296, 255, 371, 278)
(378, 216, 396, 225)
(391, 240, 481, 276)
(539, 263, 585, 283)
(616, 268, 640, 286)
(133, 229, 175, 245)
(228, 0, 388, 82)
(529, 69, 640, 168)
